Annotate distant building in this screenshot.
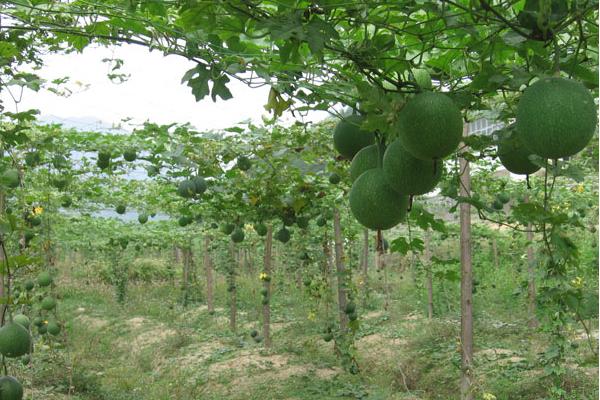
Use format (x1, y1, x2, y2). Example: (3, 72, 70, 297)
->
(466, 118, 504, 137)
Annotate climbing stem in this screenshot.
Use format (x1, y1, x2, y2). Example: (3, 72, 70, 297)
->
(0, 238, 12, 325)
(552, 36, 561, 76)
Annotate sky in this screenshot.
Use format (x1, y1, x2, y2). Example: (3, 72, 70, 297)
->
(0, 44, 328, 132)
(0, 44, 331, 220)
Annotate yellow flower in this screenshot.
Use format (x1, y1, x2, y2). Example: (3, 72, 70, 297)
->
(259, 272, 268, 281)
(33, 206, 43, 215)
(576, 184, 584, 193)
(483, 393, 497, 400)
(571, 276, 583, 288)
(307, 311, 316, 321)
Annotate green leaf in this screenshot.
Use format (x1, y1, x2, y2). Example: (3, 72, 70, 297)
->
(563, 290, 580, 312)
(178, 4, 217, 30)
(8, 73, 43, 91)
(211, 74, 233, 102)
(409, 204, 446, 232)
(141, 0, 167, 16)
(1, 254, 42, 273)
(305, 17, 338, 55)
(372, 33, 396, 52)
(262, 12, 304, 41)
(279, 41, 300, 64)
(225, 36, 246, 53)
(224, 126, 244, 133)
(64, 33, 91, 52)
(551, 162, 585, 182)
(580, 293, 599, 319)
(0, 42, 19, 59)
(511, 203, 552, 225)
(184, 67, 211, 101)
(550, 232, 578, 262)
(564, 64, 599, 88)
(502, 31, 527, 46)
(0, 217, 14, 235)
(432, 257, 460, 265)
(0, 125, 30, 146)
(433, 268, 460, 282)
(390, 237, 424, 255)
(455, 196, 488, 212)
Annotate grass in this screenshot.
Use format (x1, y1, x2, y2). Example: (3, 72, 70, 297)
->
(8, 252, 598, 400)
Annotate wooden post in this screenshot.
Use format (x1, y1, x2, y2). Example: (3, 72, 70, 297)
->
(230, 285, 237, 331)
(189, 247, 196, 283)
(262, 226, 273, 348)
(248, 250, 254, 273)
(243, 249, 249, 272)
(375, 246, 381, 272)
(203, 235, 214, 313)
(381, 249, 389, 311)
(182, 247, 189, 306)
(273, 243, 279, 274)
(323, 231, 333, 274)
(228, 242, 237, 332)
(322, 235, 334, 317)
(0, 192, 5, 325)
(174, 246, 181, 264)
(491, 238, 499, 268)
(333, 208, 349, 332)
(361, 228, 369, 306)
(295, 267, 302, 289)
(459, 125, 474, 400)
(424, 232, 434, 319)
(525, 194, 538, 328)
(375, 231, 390, 311)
